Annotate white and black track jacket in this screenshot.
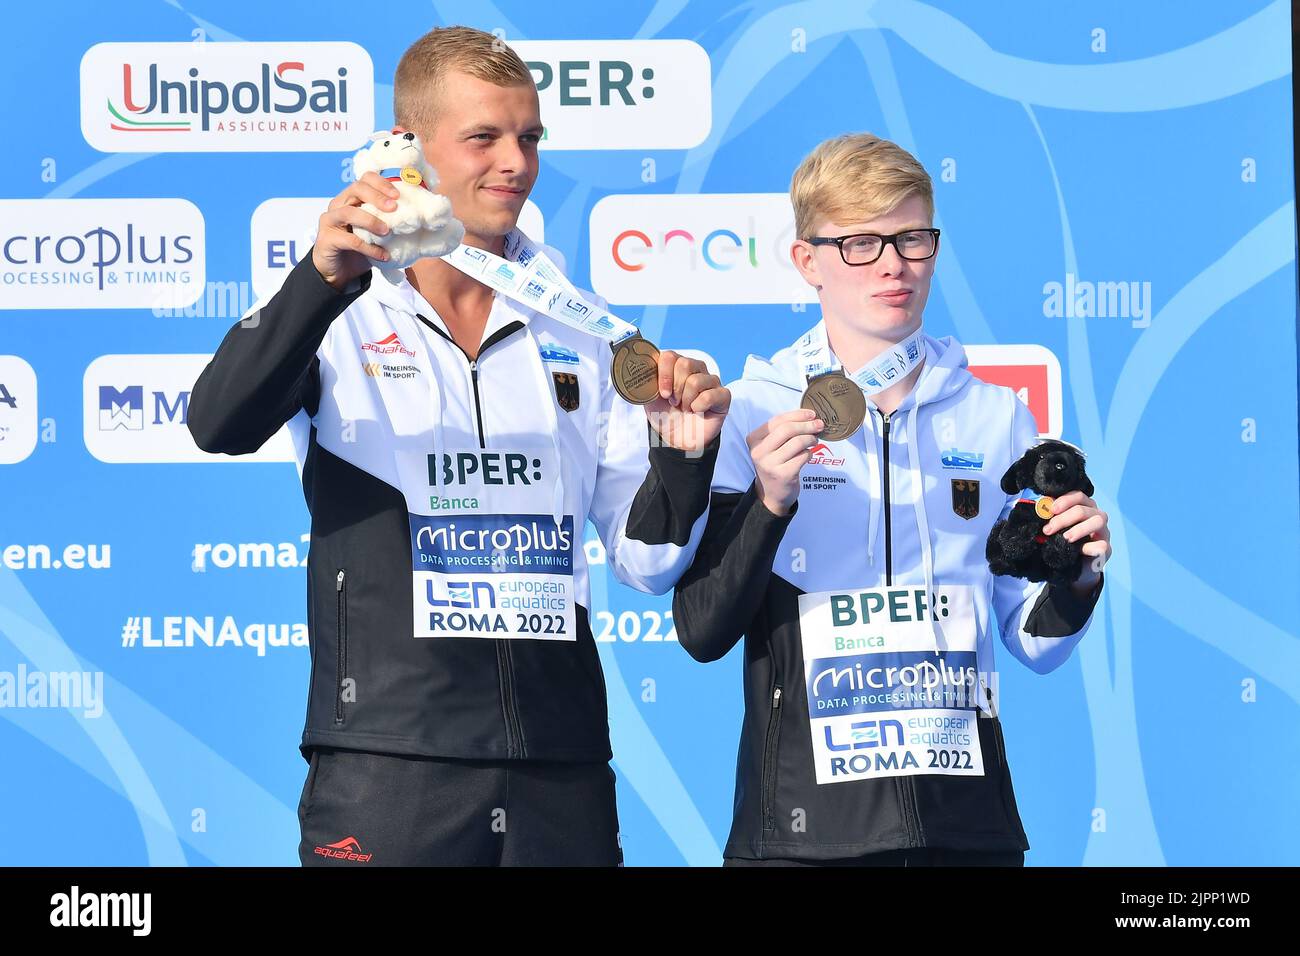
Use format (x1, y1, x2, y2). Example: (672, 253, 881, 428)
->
(189, 233, 717, 764)
(673, 325, 1104, 861)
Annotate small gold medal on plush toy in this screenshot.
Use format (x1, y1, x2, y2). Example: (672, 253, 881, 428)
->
(1035, 496, 1055, 520)
(399, 166, 423, 186)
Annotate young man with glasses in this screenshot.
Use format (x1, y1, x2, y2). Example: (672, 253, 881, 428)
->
(672, 133, 1111, 866)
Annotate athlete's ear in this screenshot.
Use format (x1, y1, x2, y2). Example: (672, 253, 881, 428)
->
(790, 240, 821, 290)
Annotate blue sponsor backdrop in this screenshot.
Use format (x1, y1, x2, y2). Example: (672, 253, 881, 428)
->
(1, 0, 1296, 865)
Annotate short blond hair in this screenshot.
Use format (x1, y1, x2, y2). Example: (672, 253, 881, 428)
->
(393, 26, 535, 137)
(790, 133, 934, 239)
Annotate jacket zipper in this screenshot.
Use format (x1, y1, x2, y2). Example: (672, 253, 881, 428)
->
(877, 409, 893, 585)
(985, 687, 1023, 830)
(987, 687, 1007, 766)
(335, 568, 347, 724)
(498, 639, 525, 758)
(468, 360, 485, 449)
(876, 407, 924, 846)
(415, 314, 528, 756)
(761, 685, 783, 832)
(414, 315, 524, 445)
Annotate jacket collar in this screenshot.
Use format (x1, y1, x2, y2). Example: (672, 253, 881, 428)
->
(363, 227, 540, 346)
(743, 317, 975, 412)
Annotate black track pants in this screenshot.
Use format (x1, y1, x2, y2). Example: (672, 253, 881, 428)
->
(298, 747, 622, 866)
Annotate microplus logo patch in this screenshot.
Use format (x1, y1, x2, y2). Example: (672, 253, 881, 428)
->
(80, 42, 374, 151)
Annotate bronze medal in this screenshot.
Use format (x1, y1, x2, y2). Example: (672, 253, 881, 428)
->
(1035, 496, 1055, 520)
(610, 335, 661, 405)
(800, 371, 866, 442)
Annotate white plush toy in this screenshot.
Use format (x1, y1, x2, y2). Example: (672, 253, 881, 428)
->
(350, 130, 465, 272)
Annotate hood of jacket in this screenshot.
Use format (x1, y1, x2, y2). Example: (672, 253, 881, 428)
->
(740, 321, 979, 653)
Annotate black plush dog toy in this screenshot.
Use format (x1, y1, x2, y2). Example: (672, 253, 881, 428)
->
(986, 439, 1094, 587)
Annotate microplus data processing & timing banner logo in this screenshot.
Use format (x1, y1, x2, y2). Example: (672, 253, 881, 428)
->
(0, 199, 204, 310)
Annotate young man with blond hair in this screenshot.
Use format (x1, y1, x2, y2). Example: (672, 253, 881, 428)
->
(673, 133, 1112, 866)
(189, 26, 730, 866)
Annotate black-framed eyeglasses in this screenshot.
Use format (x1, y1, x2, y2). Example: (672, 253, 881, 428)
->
(806, 228, 941, 266)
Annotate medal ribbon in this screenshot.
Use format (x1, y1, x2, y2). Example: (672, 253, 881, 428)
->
(796, 321, 926, 395)
(441, 237, 641, 346)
